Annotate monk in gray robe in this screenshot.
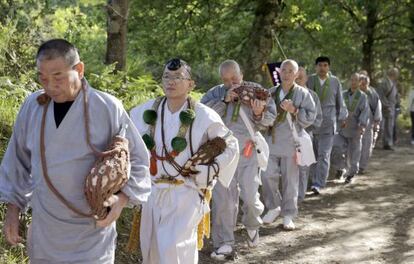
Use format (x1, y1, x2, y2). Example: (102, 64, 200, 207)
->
(201, 60, 276, 259)
(331, 73, 369, 183)
(261, 60, 316, 229)
(295, 66, 322, 202)
(308, 56, 348, 194)
(358, 74, 382, 174)
(0, 39, 151, 264)
(377, 68, 399, 150)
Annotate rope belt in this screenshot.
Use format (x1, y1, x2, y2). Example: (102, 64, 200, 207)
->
(153, 178, 185, 185)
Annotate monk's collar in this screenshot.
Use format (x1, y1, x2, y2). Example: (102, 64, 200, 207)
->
(318, 74, 329, 81)
(349, 88, 358, 95)
(281, 83, 295, 92)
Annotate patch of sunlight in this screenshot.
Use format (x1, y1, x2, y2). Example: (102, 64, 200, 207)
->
(405, 160, 414, 165)
(335, 201, 366, 212)
(405, 218, 414, 263)
(291, 225, 392, 263)
(378, 202, 398, 207)
(402, 253, 414, 264)
(369, 161, 382, 166)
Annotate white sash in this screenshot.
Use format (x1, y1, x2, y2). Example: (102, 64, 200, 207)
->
(286, 113, 316, 166)
(239, 107, 270, 171)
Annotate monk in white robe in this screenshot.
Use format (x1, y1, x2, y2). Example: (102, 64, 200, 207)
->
(0, 39, 151, 264)
(130, 58, 239, 264)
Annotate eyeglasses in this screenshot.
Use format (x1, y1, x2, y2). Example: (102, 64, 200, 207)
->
(162, 76, 192, 83)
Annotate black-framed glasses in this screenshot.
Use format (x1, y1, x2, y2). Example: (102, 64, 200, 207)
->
(162, 75, 192, 83)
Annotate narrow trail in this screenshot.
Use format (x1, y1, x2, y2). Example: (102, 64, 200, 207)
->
(117, 135, 414, 264)
(198, 136, 414, 264)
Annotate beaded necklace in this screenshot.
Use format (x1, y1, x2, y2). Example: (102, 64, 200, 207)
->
(142, 96, 196, 176)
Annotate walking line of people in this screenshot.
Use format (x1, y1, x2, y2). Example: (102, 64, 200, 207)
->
(0, 39, 402, 264)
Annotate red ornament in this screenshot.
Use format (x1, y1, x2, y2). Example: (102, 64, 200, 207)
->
(150, 150, 158, 176)
(243, 140, 254, 158)
(170, 150, 179, 158)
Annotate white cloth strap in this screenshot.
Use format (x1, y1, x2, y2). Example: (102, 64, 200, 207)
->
(239, 107, 256, 138)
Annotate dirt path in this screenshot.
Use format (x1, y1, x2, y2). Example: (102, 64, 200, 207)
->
(117, 136, 414, 264)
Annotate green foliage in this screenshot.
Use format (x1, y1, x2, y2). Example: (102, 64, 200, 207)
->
(127, 0, 255, 89)
(87, 63, 164, 110)
(0, 77, 36, 161)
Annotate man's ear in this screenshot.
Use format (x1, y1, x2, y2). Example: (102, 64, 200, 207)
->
(74, 62, 85, 79)
(189, 80, 196, 91)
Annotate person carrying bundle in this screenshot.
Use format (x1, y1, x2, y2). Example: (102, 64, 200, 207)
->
(130, 58, 239, 264)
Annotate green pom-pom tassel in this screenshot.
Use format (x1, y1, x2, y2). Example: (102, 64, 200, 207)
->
(143, 110, 157, 125)
(179, 109, 195, 126)
(171, 137, 187, 152)
(142, 134, 155, 150)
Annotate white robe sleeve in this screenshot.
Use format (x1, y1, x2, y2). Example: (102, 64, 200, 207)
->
(0, 98, 34, 210)
(193, 121, 239, 189)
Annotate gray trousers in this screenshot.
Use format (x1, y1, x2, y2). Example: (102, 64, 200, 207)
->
(360, 126, 374, 170)
(382, 112, 395, 147)
(311, 133, 335, 188)
(298, 165, 310, 202)
(331, 134, 362, 176)
(211, 163, 263, 248)
(261, 155, 299, 217)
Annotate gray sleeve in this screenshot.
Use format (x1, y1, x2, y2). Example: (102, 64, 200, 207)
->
(119, 109, 152, 206)
(200, 86, 227, 115)
(252, 96, 276, 129)
(296, 90, 317, 129)
(200, 86, 223, 104)
(306, 76, 315, 91)
(358, 95, 370, 127)
(335, 80, 348, 121)
(376, 82, 391, 109)
(0, 99, 33, 210)
(313, 95, 323, 128)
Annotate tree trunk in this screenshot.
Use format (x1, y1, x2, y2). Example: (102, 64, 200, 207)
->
(410, 0, 414, 46)
(238, 0, 284, 84)
(361, 1, 378, 82)
(106, 0, 129, 72)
